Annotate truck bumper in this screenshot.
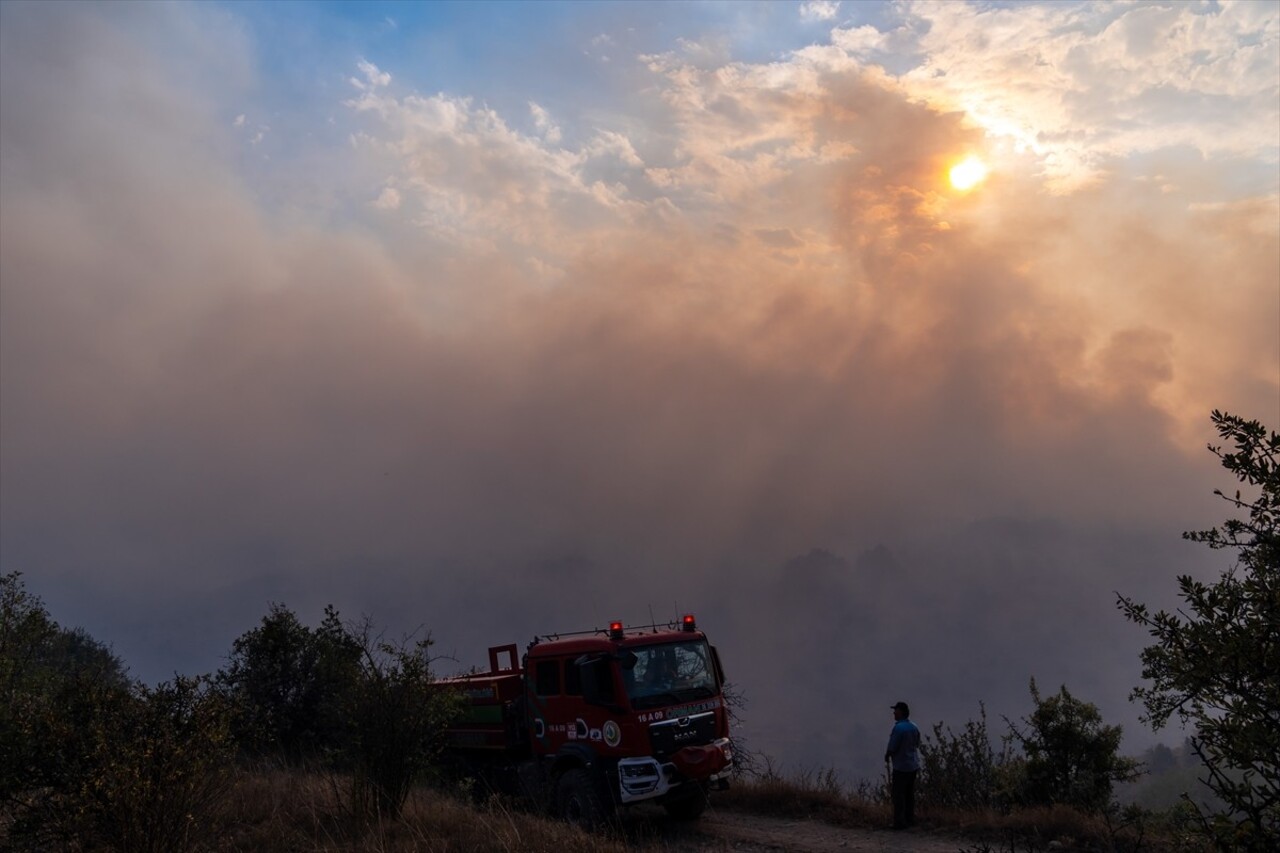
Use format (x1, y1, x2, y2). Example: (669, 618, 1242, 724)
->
(616, 738, 733, 804)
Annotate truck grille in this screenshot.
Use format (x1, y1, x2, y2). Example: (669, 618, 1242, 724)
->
(648, 711, 717, 758)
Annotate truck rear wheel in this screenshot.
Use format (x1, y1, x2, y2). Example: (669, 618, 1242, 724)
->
(556, 768, 607, 829)
(662, 783, 708, 820)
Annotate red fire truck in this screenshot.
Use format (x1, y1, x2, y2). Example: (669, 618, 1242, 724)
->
(439, 614, 734, 825)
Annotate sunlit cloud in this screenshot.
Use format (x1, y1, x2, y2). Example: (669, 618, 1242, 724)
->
(529, 101, 563, 144)
(351, 58, 391, 92)
(834, 1, 1279, 190)
(800, 1, 841, 23)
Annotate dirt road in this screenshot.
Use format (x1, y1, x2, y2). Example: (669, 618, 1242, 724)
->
(620, 805, 971, 852)
(692, 810, 968, 852)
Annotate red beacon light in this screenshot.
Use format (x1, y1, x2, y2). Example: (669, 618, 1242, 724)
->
(681, 613, 697, 632)
(609, 620, 625, 640)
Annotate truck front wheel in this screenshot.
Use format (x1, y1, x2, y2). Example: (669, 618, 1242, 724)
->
(556, 768, 607, 829)
(662, 783, 708, 820)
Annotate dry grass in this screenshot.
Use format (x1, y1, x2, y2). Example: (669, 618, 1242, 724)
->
(200, 763, 1208, 853)
(214, 765, 647, 853)
(715, 769, 1208, 852)
(713, 766, 887, 828)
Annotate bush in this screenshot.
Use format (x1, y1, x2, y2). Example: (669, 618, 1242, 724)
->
(1005, 680, 1139, 814)
(6, 674, 235, 852)
(219, 604, 464, 822)
(2, 574, 235, 851)
(342, 621, 465, 821)
(64, 676, 236, 852)
(217, 603, 361, 762)
(920, 703, 1004, 811)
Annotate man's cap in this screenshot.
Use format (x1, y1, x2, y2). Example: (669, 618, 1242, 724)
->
(891, 701, 910, 715)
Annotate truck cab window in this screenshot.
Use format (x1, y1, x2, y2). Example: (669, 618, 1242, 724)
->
(564, 659, 582, 695)
(574, 655, 617, 706)
(535, 660, 561, 696)
(625, 640, 717, 708)
(587, 658, 616, 703)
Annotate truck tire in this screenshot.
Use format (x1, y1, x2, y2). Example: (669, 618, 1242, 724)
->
(662, 783, 708, 820)
(556, 768, 607, 829)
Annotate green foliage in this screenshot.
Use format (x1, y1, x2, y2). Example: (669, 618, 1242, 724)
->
(46, 676, 235, 852)
(1118, 411, 1280, 850)
(342, 619, 465, 821)
(2, 573, 234, 851)
(218, 603, 361, 761)
(1, 571, 60, 806)
(921, 692, 1136, 816)
(1005, 679, 1140, 813)
(2, 572, 130, 814)
(219, 604, 464, 821)
(920, 703, 1004, 810)
(1, 571, 59, 686)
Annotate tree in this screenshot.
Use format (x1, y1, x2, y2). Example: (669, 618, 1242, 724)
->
(342, 619, 464, 821)
(218, 603, 361, 761)
(219, 603, 463, 820)
(1, 572, 129, 808)
(2, 573, 233, 851)
(1118, 410, 1279, 850)
(1005, 679, 1139, 813)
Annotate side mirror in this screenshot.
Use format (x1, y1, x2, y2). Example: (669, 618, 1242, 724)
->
(710, 645, 726, 688)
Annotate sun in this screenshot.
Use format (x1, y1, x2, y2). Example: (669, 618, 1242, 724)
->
(949, 156, 989, 191)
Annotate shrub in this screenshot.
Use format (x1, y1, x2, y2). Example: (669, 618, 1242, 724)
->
(5, 674, 235, 852)
(920, 703, 1003, 811)
(342, 620, 465, 821)
(1005, 679, 1139, 814)
(220, 604, 466, 822)
(217, 603, 361, 762)
(67, 676, 236, 852)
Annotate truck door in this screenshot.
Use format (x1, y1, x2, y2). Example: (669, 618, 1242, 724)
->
(528, 655, 612, 753)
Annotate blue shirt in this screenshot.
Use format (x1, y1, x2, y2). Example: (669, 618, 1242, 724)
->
(886, 719, 921, 772)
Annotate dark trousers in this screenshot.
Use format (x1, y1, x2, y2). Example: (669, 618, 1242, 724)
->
(891, 769, 917, 828)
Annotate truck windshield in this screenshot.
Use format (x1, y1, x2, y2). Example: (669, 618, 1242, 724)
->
(622, 640, 718, 709)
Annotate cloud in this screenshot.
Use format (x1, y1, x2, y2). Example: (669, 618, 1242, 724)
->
(800, 1, 841, 23)
(529, 101, 563, 144)
(354, 58, 391, 90)
(832, 1, 1280, 190)
(372, 185, 401, 210)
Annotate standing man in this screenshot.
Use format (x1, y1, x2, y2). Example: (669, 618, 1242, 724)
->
(885, 701, 921, 830)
